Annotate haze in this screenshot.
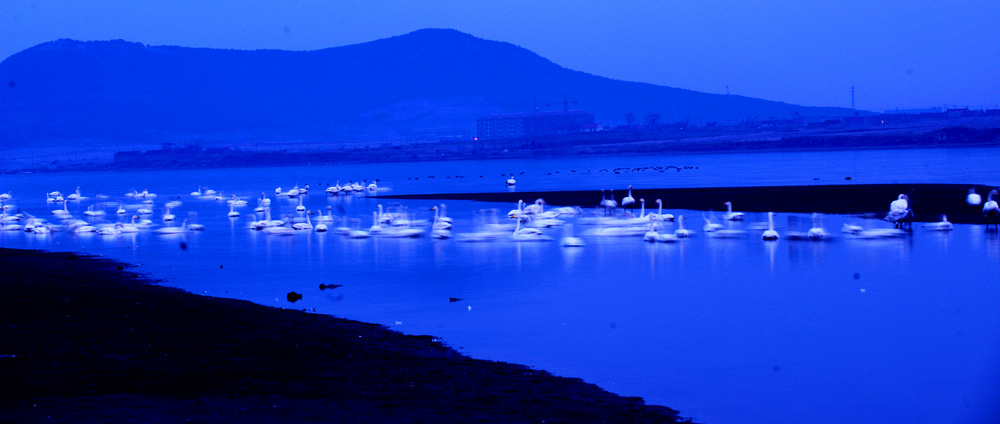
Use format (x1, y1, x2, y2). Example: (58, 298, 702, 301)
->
(2, 0, 997, 111)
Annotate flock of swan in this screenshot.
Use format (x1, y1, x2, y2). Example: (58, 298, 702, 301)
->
(2, 183, 997, 248)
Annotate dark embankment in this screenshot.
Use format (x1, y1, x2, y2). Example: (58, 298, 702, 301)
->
(378, 183, 996, 224)
(0, 248, 688, 423)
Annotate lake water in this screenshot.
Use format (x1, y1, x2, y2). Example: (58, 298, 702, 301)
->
(2, 147, 999, 424)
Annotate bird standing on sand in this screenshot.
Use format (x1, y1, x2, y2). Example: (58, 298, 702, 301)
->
(984, 189, 999, 230)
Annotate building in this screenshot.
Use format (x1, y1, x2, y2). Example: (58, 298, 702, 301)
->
(476, 111, 595, 140)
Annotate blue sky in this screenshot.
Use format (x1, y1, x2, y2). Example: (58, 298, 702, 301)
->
(2, 0, 997, 111)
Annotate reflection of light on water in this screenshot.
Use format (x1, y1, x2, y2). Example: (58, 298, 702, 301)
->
(562, 243, 583, 270)
(765, 240, 777, 273)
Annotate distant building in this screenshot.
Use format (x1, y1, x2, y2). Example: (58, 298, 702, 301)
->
(476, 110, 595, 140)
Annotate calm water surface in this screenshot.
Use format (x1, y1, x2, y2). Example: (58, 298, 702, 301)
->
(2, 147, 999, 424)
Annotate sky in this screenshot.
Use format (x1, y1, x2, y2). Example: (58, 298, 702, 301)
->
(2, 0, 997, 111)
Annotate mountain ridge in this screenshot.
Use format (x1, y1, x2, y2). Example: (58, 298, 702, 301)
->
(0, 28, 854, 148)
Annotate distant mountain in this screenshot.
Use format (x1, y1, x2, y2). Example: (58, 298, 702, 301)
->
(0, 28, 853, 147)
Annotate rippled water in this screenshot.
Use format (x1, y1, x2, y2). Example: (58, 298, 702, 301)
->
(2, 147, 999, 424)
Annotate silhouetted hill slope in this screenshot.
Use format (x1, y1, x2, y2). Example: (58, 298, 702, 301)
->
(0, 28, 852, 147)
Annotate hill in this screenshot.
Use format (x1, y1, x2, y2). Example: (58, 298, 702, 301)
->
(0, 28, 853, 148)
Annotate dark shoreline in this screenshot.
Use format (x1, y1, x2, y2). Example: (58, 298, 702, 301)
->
(0, 248, 689, 423)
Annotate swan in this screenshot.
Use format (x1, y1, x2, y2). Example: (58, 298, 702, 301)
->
(621, 185, 635, 213)
(186, 212, 206, 231)
(292, 212, 313, 230)
(287, 186, 301, 198)
(116, 215, 140, 233)
(264, 207, 285, 227)
(52, 201, 70, 217)
(841, 223, 864, 235)
(601, 190, 618, 215)
(162, 204, 175, 222)
(647, 199, 674, 222)
(560, 224, 585, 247)
(644, 220, 660, 242)
(983, 189, 999, 230)
(808, 213, 830, 240)
(260, 192, 271, 206)
(295, 196, 306, 212)
(155, 219, 188, 234)
(0, 192, 10, 202)
(702, 213, 723, 233)
(314, 215, 329, 233)
(723, 202, 745, 221)
(967, 188, 982, 206)
(369, 211, 383, 234)
(922, 214, 953, 231)
(203, 188, 217, 196)
(227, 195, 248, 207)
(507, 199, 525, 219)
(674, 215, 693, 238)
(115, 203, 126, 215)
(191, 186, 203, 197)
(227, 203, 240, 218)
(96, 225, 120, 236)
(366, 180, 378, 192)
(762, 212, 779, 241)
(506, 175, 516, 186)
(83, 205, 105, 217)
(431, 206, 452, 230)
(438, 203, 454, 224)
(275, 187, 283, 195)
(512, 217, 552, 241)
(884, 194, 913, 228)
(264, 225, 295, 235)
(66, 187, 86, 201)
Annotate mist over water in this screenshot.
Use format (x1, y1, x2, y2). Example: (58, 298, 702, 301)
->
(2, 148, 999, 424)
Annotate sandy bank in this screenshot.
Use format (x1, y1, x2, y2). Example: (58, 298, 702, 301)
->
(0, 248, 689, 423)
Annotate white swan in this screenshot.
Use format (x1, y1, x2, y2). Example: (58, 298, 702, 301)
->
(723, 201, 745, 221)
(983, 189, 999, 230)
(884, 194, 912, 228)
(295, 196, 306, 212)
(560, 224, 585, 247)
(369, 211, 383, 234)
(155, 219, 188, 234)
(292, 213, 313, 231)
(162, 204, 175, 222)
(227, 195, 248, 207)
(967, 188, 982, 206)
(621, 185, 635, 212)
(506, 175, 516, 186)
(314, 211, 328, 233)
(431, 206, 452, 230)
(762, 212, 779, 241)
(227, 203, 240, 218)
(260, 192, 271, 206)
(674, 215, 693, 238)
(512, 217, 552, 241)
(808, 213, 830, 239)
(922, 214, 953, 231)
(702, 213, 722, 233)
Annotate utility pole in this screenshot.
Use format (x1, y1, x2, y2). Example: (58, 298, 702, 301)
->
(851, 85, 855, 111)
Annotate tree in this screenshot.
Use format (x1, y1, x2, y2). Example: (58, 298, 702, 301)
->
(624, 112, 635, 126)
(644, 112, 661, 128)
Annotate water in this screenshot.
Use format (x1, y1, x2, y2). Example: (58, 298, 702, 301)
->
(2, 147, 999, 424)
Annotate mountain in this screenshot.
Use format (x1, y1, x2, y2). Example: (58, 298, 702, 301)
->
(0, 28, 853, 147)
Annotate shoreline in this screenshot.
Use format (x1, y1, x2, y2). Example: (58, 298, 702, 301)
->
(0, 248, 689, 423)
